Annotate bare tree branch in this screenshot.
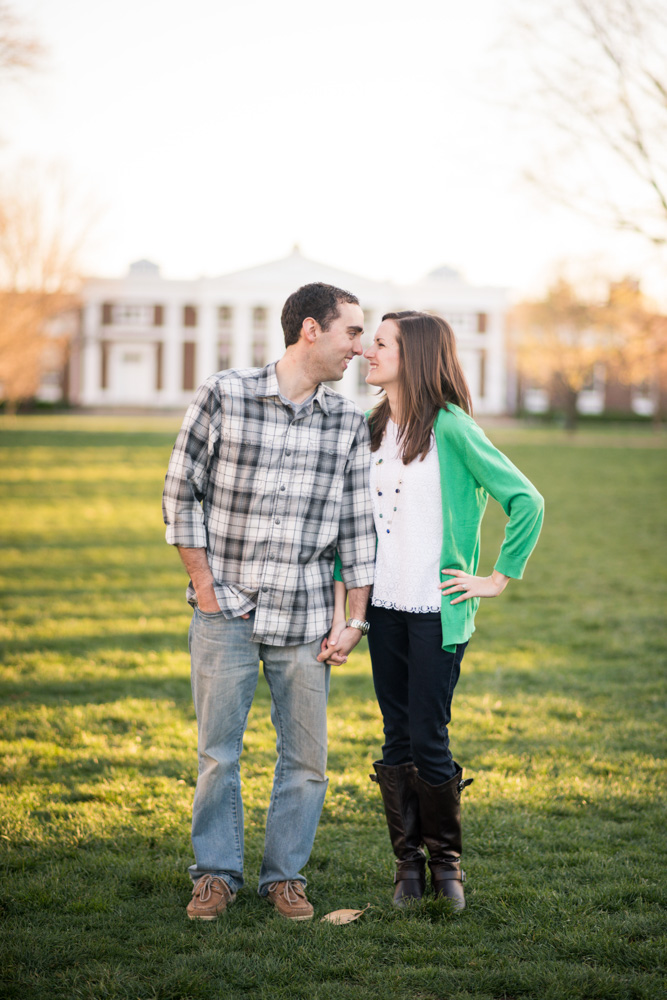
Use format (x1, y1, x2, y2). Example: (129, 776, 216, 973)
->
(0, 163, 99, 410)
(500, 0, 667, 246)
(511, 272, 667, 429)
(0, 1, 44, 80)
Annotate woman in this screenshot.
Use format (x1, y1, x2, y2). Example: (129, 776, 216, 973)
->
(328, 311, 544, 910)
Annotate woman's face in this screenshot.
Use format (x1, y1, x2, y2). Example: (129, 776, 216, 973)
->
(364, 319, 401, 390)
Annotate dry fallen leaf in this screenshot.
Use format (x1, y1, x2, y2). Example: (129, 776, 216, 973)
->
(320, 903, 371, 925)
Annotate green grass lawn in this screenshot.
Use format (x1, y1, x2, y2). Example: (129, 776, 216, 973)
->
(1, 416, 665, 1000)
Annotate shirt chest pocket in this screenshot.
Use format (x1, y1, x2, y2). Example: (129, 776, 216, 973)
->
(311, 468, 344, 505)
(215, 418, 265, 489)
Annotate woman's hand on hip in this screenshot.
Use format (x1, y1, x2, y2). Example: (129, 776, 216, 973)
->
(440, 568, 510, 604)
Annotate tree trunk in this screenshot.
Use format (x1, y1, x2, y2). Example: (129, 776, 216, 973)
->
(651, 373, 663, 432)
(563, 387, 579, 433)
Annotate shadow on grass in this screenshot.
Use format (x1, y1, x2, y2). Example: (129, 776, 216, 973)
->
(0, 672, 194, 708)
(0, 430, 178, 449)
(0, 630, 189, 659)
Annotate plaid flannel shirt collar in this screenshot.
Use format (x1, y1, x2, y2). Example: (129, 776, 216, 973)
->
(255, 362, 330, 415)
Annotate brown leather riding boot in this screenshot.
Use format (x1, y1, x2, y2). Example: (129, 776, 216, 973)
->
(415, 764, 473, 911)
(371, 760, 426, 905)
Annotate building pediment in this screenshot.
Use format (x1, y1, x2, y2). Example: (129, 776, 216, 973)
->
(207, 247, 391, 295)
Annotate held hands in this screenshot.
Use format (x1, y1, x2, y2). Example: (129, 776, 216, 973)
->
(317, 620, 362, 665)
(440, 568, 510, 604)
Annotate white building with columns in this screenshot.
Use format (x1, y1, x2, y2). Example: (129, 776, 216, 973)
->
(74, 248, 508, 414)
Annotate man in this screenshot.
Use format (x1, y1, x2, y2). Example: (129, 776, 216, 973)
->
(162, 282, 375, 921)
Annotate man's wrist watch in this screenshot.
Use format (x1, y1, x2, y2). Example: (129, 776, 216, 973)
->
(346, 617, 370, 635)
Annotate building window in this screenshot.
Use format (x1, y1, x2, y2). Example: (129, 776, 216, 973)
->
(443, 313, 478, 334)
(218, 305, 233, 332)
(218, 337, 232, 371)
(479, 349, 487, 398)
(252, 341, 266, 367)
(156, 342, 164, 391)
(581, 364, 605, 393)
(183, 305, 198, 328)
(102, 303, 113, 325)
(477, 312, 487, 333)
(631, 382, 656, 416)
(111, 304, 154, 326)
(154, 305, 164, 327)
(577, 364, 606, 415)
(252, 306, 268, 330)
(100, 341, 109, 389)
(183, 342, 196, 391)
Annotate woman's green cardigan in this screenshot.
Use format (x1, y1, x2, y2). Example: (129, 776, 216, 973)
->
(334, 405, 544, 650)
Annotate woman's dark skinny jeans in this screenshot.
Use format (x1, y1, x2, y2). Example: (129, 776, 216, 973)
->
(367, 605, 468, 786)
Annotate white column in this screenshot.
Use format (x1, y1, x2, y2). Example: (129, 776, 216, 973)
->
(197, 302, 218, 384)
(458, 347, 480, 404)
(233, 304, 253, 369)
(267, 305, 284, 366)
(162, 302, 182, 404)
(484, 309, 506, 415)
(80, 301, 103, 405)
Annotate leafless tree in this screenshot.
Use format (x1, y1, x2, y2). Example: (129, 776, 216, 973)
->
(0, 165, 96, 412)
(511, 278, 607, 430)
(511, 272, 666, 429)
(501, 0, 667, 246)
(602, 279, 667, 424)
(0, 1, 43, 82)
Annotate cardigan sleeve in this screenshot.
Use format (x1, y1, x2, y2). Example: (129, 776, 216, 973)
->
(458, 417, 544, 579)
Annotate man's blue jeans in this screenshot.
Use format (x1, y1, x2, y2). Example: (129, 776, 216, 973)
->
(187, 608, 330, 895)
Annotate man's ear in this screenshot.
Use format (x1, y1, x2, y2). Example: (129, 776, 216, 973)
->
(301, 317, 320, 343)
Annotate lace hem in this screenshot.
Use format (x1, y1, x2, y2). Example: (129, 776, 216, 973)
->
(371, 598, 441, 614)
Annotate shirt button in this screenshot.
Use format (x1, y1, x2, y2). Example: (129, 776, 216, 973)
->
(262, 586, 268, 593)
(285, 449, 292, 456)
(275, 518, 281, 524)
(280, 485, 286, 491)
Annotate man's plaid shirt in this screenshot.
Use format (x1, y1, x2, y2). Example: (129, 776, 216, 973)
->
(162, 363, 376, 646)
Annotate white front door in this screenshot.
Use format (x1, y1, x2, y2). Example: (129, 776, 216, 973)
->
(109, 342, 156, 404)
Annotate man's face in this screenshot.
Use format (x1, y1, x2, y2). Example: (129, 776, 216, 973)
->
(313, 301, 365, 381)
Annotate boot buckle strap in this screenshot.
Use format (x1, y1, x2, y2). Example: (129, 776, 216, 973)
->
(394, 868, 423, 883)
(458, 777, 474, 792)
(433, 869, 466, 882)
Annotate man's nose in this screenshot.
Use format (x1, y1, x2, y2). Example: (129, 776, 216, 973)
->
(352, 338, 363, 356)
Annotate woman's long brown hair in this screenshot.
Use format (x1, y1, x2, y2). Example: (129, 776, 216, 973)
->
(369, 311, 473, 464)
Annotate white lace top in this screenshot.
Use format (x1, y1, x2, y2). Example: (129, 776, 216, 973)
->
(371, 419, 443, 613)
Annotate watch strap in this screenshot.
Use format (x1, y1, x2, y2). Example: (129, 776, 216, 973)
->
(346, 617, 370, 635)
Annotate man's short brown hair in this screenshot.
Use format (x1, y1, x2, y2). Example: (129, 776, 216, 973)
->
(281, 283, 359, 347)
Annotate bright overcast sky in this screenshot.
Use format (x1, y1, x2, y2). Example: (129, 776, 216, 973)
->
(4, 0, 665, 299)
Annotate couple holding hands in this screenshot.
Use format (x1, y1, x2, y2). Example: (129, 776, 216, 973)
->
(162, 282, 544, 921)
